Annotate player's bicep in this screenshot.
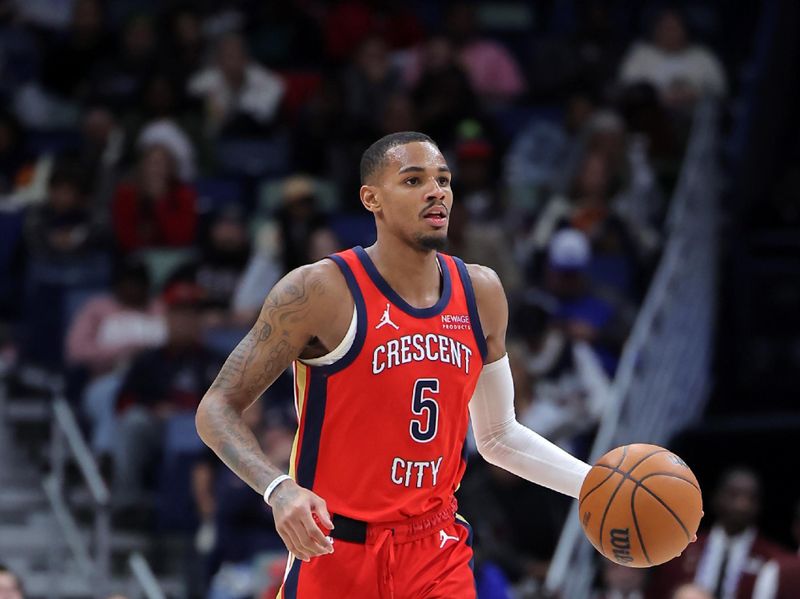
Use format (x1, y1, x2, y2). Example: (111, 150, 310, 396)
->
(207, 266, 326, 408)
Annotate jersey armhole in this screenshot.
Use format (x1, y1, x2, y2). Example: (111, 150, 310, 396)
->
(305, 253, 367, 375)
(452, 257, 488, 362)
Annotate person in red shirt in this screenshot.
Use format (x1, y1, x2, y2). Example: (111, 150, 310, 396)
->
(112, 143, 197, 252)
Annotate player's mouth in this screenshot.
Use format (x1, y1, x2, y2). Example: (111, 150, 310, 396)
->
(422, 206, 448, 228)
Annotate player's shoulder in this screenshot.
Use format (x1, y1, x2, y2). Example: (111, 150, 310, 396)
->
(464, 263, 504, 298)
(279, 257, 349, 299)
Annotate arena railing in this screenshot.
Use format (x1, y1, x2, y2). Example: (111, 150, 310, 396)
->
(544, 99, 720, 598)
(47, 382, 167, 598)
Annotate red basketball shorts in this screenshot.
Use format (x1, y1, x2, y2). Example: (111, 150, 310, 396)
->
(277, 501, 476, 599)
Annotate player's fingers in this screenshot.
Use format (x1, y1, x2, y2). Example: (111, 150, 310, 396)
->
(312, 497, 334, 531)
(277, 522, 311, 562)
(299, 512, 334, 555)
(288, 519, 325, 559)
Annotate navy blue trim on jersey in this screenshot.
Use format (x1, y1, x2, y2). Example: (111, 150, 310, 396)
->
(452, 257, 488, 362)
(282, 558, 301, 598)
(296, 369, 328, 489)
(311, 253, 367, 375)
(353, 246, 452, 318)
(455, 517, 476, 573)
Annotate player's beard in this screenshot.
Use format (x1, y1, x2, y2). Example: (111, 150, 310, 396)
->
(415, 231, 448, 252)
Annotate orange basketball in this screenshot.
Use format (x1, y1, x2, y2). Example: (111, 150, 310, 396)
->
(578, 443, 703, 568)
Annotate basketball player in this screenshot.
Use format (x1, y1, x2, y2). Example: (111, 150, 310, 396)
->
(196, 132, 592, 597)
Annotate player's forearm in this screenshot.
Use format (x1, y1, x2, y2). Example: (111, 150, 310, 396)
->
(469, 355, 591, 498)
(196, 394, 284, 494)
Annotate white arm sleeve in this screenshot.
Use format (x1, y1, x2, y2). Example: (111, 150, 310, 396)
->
(469, 354, 592, 498)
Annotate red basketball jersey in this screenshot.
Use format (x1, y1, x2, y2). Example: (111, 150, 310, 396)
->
(288, 246, 487, 522)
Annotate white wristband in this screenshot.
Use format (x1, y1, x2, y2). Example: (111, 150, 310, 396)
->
(263, 475, 292, 506)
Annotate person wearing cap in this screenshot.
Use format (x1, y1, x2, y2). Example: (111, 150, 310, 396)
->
(111, 281, 222, 518)
(545, 228, 633, 374)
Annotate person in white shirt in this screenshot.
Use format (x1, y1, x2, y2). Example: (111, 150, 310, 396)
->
(187, 32, 285, 136)
(619, 8, 726, 109)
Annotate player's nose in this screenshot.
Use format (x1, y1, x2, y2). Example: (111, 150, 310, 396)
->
(424, 179, 447, 201)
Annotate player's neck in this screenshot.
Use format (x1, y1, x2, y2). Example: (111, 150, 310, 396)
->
(364, 241, 442, 308)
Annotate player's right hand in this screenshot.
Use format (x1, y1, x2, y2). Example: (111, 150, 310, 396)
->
(269, 479, 335, 562)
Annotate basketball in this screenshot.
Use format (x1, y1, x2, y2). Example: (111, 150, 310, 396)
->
(578, 444, 703, 568)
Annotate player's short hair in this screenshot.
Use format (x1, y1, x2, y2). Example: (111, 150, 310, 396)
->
(360, 131, 438, 184)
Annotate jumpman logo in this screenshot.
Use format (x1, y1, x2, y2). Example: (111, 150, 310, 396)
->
(375, 303, 399, 330)
(439, 530, 460, 548)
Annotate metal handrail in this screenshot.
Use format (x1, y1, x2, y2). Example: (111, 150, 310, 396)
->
(52, 398, 110, 505)
(544, 100, 719, 596)
(42, 474, 94, 577)
(129, 553, 167, 599)
(50, 394, 111, 599)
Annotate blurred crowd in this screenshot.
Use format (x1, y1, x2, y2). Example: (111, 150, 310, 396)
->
(0, 0, 751, 597)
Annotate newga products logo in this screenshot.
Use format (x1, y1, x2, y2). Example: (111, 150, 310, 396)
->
(610, 528, 634, 563)
(441, 314, 471, 330)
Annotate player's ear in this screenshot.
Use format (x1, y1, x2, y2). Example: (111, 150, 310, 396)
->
(360, 184, 382, 214)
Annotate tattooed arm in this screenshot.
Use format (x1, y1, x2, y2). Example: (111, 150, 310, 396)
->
(196, 260, 351, 561)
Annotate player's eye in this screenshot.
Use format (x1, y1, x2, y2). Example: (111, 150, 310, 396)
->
(405, 177, 419, 185)
(438, 177, 451, 186)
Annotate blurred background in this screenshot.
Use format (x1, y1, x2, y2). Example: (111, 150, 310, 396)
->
(0, 0, 798, 598)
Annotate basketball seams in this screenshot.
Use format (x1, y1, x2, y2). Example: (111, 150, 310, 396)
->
(637, 472, 701, 493)
(629, 481, 652, 565)
(637, 483, 691, 542)
(579, 446, 629, 508)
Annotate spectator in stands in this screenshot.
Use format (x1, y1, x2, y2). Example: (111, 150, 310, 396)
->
(90, 14, 159, 110)
(0, 112, 31, 197)
(595, 560, 647, 599)
(649, 467, 789, 599)
(453, 137, 502, 223)
(169, 206, 252, 327)
(187, 33, 285, 137)
(619, 8, 727, 109)
(78, 105, 125, 215)
(378, 94, 419, 137)
(446, 202, 522, 293)
(0, 564, 24, 599)
(526, 148, 645, 298)
(162, 6, 205, 87)
(38, 0, 111, 102)
(542, 229, 633, 373)
(504, 91, 597, 197)
(409, 35, 481, 151)
(23, 163, 105, 260)
(670, 584, 713, 599)
(749, 502, 800, 599)
(341, 36, 402, 137)
(511, 293, 611, 453)
(443, 2, 525, 105)
(111, 282, 220, 511)
(323, 0, 424, 62)
(274, 175, 334, 273)
(136, 119, 197, 182)
(112, 142, 197, 252)
(65, 258, 165, 455)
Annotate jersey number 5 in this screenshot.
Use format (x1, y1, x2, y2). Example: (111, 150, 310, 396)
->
(410, 378, 439, 443)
